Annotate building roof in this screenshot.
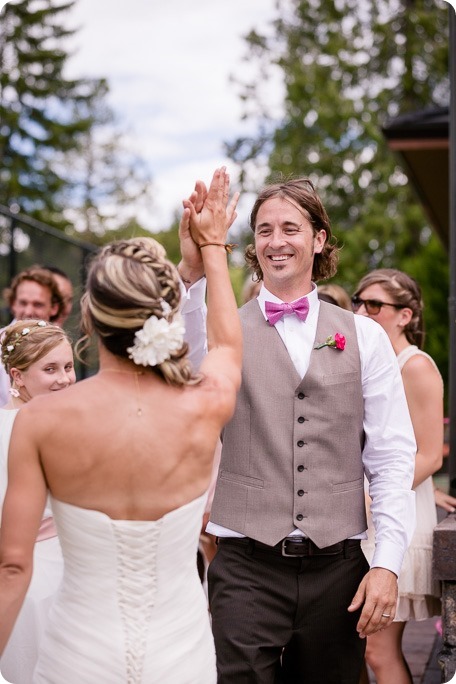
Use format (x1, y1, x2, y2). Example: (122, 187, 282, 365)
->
(382, 106, 449, 249)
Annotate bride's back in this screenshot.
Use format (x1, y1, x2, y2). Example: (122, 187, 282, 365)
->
(28, 364, 225, 521)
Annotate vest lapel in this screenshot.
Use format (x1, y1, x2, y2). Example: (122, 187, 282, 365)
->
(241, 300, 301, 388)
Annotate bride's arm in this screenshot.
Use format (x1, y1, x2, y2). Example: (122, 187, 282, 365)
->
(0, 408, 46, 653)
(182, 167, 242, 419)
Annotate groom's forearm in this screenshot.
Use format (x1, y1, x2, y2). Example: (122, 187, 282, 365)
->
(177, 260, 205, 291)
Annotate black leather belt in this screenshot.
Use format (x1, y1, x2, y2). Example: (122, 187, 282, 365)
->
(218, 536, 360, 557)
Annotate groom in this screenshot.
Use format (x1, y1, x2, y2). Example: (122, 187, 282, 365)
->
(179, 176, 416, 683)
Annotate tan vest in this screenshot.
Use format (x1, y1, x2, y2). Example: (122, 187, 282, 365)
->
(210, 300, 367, 548)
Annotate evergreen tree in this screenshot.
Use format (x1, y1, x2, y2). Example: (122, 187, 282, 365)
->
(0, 0, 97, 221)
(58, 80, 153, 236)
(0, 0, 153, 236)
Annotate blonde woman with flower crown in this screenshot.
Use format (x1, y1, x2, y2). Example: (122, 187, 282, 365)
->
(0, 319, 75, 683)
(0, 167, 241, 684)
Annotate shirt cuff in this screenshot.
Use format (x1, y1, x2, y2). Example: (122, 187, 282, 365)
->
(370, 539, 408, 577)
(180, 276, 206, 314)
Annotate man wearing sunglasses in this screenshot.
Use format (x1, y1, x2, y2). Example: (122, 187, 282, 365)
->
(180, 175, 416, 684)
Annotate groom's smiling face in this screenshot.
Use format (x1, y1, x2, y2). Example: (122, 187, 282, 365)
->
(254, 197, 325, 297)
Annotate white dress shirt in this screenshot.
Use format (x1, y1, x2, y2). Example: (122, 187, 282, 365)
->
(207, 283, 416, 577)
(179, 277, 207, 372)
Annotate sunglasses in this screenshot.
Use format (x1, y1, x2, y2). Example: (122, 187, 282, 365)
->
(351, 296, 404, 315)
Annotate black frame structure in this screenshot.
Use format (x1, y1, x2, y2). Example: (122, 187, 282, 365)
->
(0, 204, 98, 379)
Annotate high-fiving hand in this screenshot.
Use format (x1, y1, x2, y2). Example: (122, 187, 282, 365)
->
(177, 168, 239, 287)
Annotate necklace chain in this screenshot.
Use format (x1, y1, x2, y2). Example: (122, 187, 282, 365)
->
(99, 368, 144, 375)
(98, 368, 144, 417)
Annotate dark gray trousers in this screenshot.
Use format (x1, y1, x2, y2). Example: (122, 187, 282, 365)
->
(208, 537, 369, 684)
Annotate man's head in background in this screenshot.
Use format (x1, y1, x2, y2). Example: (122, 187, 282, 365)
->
(4, 266, 64, 323)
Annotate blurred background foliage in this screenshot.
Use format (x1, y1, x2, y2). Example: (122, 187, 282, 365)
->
(224, 0, 450, 394)
(0, 0, 451, 399)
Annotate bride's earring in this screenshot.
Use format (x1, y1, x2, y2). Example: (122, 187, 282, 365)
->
(9, 387, 20, 398)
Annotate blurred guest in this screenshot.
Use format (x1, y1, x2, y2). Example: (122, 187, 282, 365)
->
(353, 268, 443, 684)
(43, 266, 74, 327)
(0, 319, 75, 683)
(317, 283, 351, 310)
(0, 267, 64, 406)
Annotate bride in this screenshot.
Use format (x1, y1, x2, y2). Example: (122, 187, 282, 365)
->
(0, 167, 241, 683)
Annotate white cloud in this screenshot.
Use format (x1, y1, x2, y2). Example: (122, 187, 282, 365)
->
(64, 0, 283, 231)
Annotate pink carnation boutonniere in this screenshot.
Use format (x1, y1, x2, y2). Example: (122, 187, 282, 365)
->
(314, 332, 346, 351)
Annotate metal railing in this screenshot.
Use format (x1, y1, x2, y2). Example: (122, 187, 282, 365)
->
(0, 204, 98, 378)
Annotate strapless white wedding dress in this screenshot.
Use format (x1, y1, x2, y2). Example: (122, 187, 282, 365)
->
(33, 493, 216, 683)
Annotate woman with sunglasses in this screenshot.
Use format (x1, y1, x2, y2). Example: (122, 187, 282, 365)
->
(352, 268, 443, 684)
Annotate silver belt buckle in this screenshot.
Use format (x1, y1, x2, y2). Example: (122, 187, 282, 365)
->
(281, 538, 305, 557)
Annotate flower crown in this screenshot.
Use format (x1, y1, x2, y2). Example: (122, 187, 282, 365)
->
(126, 300, 185, 367)
(1, 320, 48, 365)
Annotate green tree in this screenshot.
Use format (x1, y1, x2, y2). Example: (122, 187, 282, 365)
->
(227, 0, 449, 383)
(57, 79, 154, 236)
(0, 0, 153, 237)
(0, 0, 97, 221)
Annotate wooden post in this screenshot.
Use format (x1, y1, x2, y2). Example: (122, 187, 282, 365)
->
(433, 513, 456, 681)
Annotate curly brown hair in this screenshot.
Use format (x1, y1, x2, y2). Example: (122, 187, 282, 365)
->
(77, 237, 200, 387)
(245, 177, 339, 282)
(4, 266, 64, 323)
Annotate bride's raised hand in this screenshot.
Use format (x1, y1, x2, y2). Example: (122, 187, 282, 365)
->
(182, 167, 239, 249)
(177, 179, 211, 287)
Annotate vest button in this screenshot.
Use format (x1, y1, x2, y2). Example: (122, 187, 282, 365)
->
(297, 465, 304, 472)
(298, 392, 305, 400)
(296, 514, 304, 521)
(297, 489, 304, 496)
(297, 416, 305, 423)
(297, 440, 305, 448)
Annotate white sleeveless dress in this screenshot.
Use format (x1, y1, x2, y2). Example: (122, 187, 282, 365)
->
(361, 346, 442, 621)
(33, 492, 216, 683)
(0, 409, 64, 684)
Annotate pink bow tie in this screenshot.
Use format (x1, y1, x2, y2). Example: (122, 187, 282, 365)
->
(265, 296, 309, 326)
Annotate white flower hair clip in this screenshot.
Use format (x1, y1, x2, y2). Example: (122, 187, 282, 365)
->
(127, 310, 185, 367)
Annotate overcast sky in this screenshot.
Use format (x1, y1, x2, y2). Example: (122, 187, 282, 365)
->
(62, 0, 283, 232)
(3, 0, 453, 231)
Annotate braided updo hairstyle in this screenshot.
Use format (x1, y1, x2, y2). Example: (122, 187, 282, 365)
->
(78, 237, 200, 387)
(353, 268, 425, 349)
